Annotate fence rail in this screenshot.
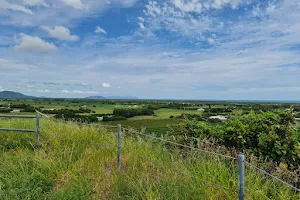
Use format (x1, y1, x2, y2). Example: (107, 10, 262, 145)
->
(0, 114, 40, 149)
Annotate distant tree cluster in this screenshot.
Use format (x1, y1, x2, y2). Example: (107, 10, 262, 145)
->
(0, 108, 13, 113)
(8, 104, 38, 113)
(54, 113, 98, 123)
(113, 106, 155, 118)
(102, 116, 127, 122)
(42, 108, 92, 115)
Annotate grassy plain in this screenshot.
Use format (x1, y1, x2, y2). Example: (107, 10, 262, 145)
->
(0, 119, 299, 199)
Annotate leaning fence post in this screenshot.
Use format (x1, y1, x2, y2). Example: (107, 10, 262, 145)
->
(117, 124, 121, 170)
(238, 153, 245, 200)
(36, 114, 40, 150)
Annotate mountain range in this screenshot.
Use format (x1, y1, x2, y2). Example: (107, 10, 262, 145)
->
(0, 91, 138, 100)
(0, 91, 36, 99)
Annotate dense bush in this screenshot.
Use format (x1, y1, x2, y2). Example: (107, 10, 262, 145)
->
(0, 108, 13, 113)
(173, 110, 300, 169)
(113, 106, 154, 118)
(43, 108, 91, 114)
(21, 106, 36, 112)
(10, 104, 29, 109)
(102, 116, 126, 122)
(54, 113, 98, 123)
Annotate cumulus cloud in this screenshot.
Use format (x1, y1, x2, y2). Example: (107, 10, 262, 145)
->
(14, 33, 57, 52)
(61, 0, 85, 9)
(95, 26, 107, 34)
(0, 0, 34, 15)
(41, 26, 79, 41)
(102, 83, 111, 88)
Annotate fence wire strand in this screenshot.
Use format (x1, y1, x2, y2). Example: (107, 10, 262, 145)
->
(123, 148, 237, 193)
(49, 134, 114, 149)
(122, 128, 237, 160)
(245, 161, 300, 192)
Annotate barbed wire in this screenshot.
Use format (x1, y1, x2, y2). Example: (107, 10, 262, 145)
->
(245, 161, 300, 192)
(49, 133, 115, 149)
(123, 148, 237, 194)
(122, 128, 237, 160)
(34, 112, 299, 194)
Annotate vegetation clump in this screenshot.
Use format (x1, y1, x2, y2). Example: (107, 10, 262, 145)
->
(172, 110, 300, 170)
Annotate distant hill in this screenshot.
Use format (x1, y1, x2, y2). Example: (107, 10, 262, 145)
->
(106, 96, 139, 100)
(0, 91, 36, 99)
(85, 96, 106, 100)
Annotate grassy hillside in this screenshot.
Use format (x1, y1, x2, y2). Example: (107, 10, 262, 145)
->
(0, 118, 299, 200)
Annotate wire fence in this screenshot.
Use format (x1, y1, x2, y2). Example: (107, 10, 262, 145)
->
(1, 114, 299, 199)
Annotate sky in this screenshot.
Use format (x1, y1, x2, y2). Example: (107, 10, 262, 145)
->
(1, 0, 300, 100)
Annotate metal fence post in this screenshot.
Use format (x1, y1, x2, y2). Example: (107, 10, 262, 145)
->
(117, 124, 121, 170)
(36, 114, 40, 150)
(238, 153, 245, 200)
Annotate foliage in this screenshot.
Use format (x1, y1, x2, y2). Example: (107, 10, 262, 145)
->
(43, 108, 92, 114)
(0, 108, 12, 113)
(54, 113, 98, 123)
(175, 111, 300, 169)
(102, 116, 126, 122)
(113, 106, 154, 118)
(0, 119, 299, 199)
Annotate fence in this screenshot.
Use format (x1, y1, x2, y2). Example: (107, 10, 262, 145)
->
(0, 115, 299, 199)
(0, 114, 40, 149)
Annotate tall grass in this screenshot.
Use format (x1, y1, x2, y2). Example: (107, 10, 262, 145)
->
(0, 118, 299, 199)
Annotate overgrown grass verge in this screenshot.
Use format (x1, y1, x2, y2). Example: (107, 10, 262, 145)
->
(0, 118, 299, 199)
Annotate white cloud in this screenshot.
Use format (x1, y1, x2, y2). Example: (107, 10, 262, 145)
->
(207, 38, 215, 44)
(41, 26, 79, 41)
(0, 0, 33, 15)
(14, 33, 57, 52)
(37, 89, 50, 93)
(80, 82, 89, 86)
(173, 0, 202, 13)
(137, 17, 144, 22)
(62, 90, 98, 94)
(61, 0, 85, 9)
(0, 59, 35, 70)
(102, 83, 111, 88)
(95, 26, 107, 34)
(212, 0, 242, 9)
(109, 0, 139, 8)
(138, 22, 145, 29)
(22, 0, 48, 7)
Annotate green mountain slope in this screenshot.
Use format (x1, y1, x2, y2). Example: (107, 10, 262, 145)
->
(0, 119, 299, 200)
(0, 91, 36, 99)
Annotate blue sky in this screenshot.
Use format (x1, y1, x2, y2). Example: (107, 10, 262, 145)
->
(1, 0, 300, 100)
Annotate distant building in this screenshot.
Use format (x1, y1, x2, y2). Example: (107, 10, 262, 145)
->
(285, 108, 294, 111)
(81, 105, 88, 108)
(197, 108, 205, 111)
(97, 117, 103, 121)
(209, 115, 227, 121)
(10, 110, 21, 113)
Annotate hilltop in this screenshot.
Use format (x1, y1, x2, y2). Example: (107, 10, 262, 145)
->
(0, 118, 298, 199)
(0, 91, 36, 99)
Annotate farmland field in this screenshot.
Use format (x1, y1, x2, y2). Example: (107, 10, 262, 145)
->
(0, 98, 300, 199)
